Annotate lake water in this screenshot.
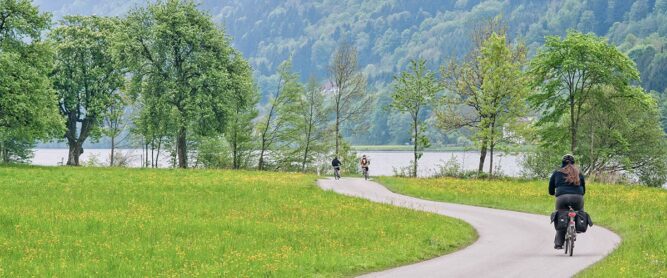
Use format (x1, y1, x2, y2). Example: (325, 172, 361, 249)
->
(32, 148, 171, 167)
(31, 148, 522, 176)
(359, 151, 522, 177)
(29, 148, 667, 189)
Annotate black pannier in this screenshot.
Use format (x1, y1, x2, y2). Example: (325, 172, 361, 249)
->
(575, 211, 593, 233)
(551, 210, 568, 231)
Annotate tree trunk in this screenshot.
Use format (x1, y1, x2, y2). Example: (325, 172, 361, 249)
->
(488, 121, 496, 177)
(144, 141, 149, 168)
(569, 94, 577, 153)
(232, 119, 239, 169)
(258, 148, 266, 171)
(301, 139, 310, 173)
(66, 140, 83, 166)
(155, 138, 162, 168)
(335, 114, 340, 158)
(177, 126, 187, 168)
(478, 138, 488, 174)
(489, 141, 495, 177)
(413, 116, 419, 178)
(302, 120, 313, 172)
(1, 142, 8, 163)
(232, 134, 239, 169)
(109, 135, 115, 167)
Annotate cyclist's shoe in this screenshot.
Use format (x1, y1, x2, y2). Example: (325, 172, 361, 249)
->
(554, 245, 563, 250)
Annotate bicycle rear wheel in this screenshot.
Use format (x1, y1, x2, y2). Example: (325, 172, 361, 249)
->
(564, 238, 569, 254)
(568, 238, 574, 256)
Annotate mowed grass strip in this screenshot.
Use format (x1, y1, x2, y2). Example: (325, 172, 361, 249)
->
(0, 166, 474, 277)
(378, 177, 667, 277)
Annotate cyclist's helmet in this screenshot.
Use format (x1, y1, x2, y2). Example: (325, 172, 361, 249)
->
(562, 154, 575, 165)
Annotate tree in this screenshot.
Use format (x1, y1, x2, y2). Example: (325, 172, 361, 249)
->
(577, 86, 667, 185)
(0, 0, 62, 163)
(117, 0, 250, 168)
(477, 33, 529, 176)
(529, 31, 639, 154)
(130, 93, 174, 168)
(438, 18, 515, 175)
(103, 91, 129, 166)
(296, 77, 329, 172)
(256, 59, 301, 170)
(390, 59, 438, 177)
(51, 15, 124, 166)
(328, 42, 370, 157)
(225, 56, 257, 170)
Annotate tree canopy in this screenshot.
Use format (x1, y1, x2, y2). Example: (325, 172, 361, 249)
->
(115, 0, 253, 168)
(0, 0, 61, 163)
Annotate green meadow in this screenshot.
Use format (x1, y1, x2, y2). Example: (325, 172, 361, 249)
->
(0, 166, 474, 277)
(378, 177, 667, 277)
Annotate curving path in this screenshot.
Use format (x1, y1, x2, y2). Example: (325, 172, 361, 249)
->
(317, 178, 621, 278)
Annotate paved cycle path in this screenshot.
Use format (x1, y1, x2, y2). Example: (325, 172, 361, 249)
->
(317, 178, 621, 278)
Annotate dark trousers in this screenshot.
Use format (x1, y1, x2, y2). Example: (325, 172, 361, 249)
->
(554, 194, 584, 246)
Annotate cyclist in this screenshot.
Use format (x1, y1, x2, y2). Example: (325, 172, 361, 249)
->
(359, 155, 370, 177)
(549, 154, 586, 250)
(332, 156, 342, 179)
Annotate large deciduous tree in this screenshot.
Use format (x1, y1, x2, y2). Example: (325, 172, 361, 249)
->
(51, 15, 124, 166)
(390, 58, 439, 177)
(328, 42, 370, 157)
(117, 0, 252, 168)
(0, 0, 62, 163)
(529, 31, 639, 154)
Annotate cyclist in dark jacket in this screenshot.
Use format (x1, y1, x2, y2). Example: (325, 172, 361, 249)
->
(332, 157, 341, 168)
(549, 154, 585, 249)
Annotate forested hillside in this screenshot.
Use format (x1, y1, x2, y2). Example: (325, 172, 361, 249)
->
(32, 0, 667, 145)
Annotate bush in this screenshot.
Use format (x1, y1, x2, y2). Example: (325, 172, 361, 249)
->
(433, 156, 462, 178)
(196, 135, 232, 169)
(108, 151, 133, 167)
(392, 160, 416, 177)
(83, 153, 103, 167)
(636, 160, 667, 187)
(432, 156, 491, 179)
(519, 148, 561, 179)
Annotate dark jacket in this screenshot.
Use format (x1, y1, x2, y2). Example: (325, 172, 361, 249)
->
(332, 158, 341, 167)
(549, 170, 585, 197)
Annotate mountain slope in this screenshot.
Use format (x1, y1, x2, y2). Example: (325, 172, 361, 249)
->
(32, 0, 667, 145)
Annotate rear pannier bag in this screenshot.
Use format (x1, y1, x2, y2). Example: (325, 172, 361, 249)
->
(575, 211, 593, 233)
(551, 210, 568, 231)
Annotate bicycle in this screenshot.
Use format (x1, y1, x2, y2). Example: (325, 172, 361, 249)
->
(362, 167, 369, 180)
(333, 166, 341, 180)
(564, 206, 577, 256)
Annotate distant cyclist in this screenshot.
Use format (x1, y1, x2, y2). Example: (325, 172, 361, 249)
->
(549, 154, 586, 250)
(360, 155, 370, 179)
(332, 156, 342, 180)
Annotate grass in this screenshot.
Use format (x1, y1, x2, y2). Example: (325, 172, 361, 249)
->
(0, 166, 475, 277)
(377, 176, 667, 277)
